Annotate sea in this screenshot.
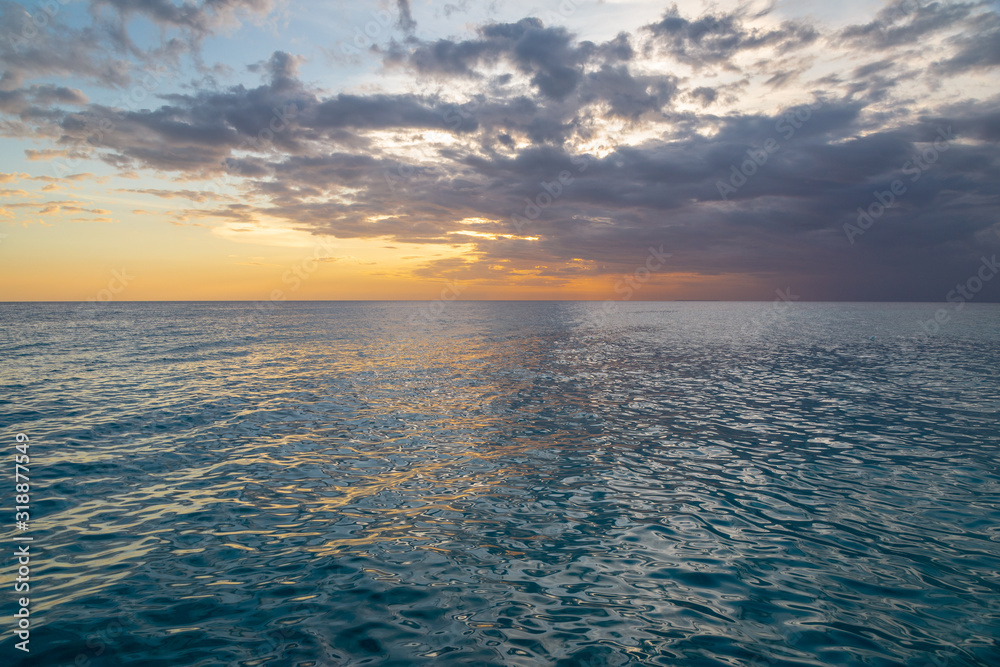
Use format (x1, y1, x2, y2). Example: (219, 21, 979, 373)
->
(1, 301, 998, 666)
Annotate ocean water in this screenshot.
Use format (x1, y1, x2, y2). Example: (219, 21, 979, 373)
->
(1, 301, 999, 667)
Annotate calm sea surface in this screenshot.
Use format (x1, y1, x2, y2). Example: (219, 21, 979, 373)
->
(1, 301, 999, 666)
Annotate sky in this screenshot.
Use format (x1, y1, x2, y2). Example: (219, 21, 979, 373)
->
(0, 0, 998, 301)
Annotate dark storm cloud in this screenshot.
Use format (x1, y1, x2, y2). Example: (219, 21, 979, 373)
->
(643, 4, 817, 67)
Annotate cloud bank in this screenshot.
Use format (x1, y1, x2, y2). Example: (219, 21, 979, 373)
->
(2, 0, 999, 299)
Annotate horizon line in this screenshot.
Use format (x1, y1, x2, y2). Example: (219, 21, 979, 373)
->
(3, 300, 1000, 305)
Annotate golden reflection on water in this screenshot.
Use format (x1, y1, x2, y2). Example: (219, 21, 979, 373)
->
(14, 318, 577, 614)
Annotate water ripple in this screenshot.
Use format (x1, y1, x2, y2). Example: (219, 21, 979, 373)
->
(1, 302, 998, 666)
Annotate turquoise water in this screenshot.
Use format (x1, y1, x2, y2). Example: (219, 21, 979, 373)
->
(1, 301, 999, 666)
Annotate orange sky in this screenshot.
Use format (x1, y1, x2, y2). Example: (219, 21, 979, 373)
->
(0, 204, 762, 301)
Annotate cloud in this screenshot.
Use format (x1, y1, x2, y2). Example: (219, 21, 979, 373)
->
(934, 11, 1000, 73)
(1, 3, 999, 299)
(396, 0, 416, 33)
(116, 188, 226, 202)
(249, 50, 305, 89)
(839, 0, 977, 50)
(643, 4, 817, 68)
(0, 0, 279, 91)
(2, 200, 111, 215)
(0, 1, 132, 90)
(88, 0, 279, 53)
(390, 18, 636, 101)
(0, 85, 89, 114)
(25, 148, 70, 161)
(690, 86, 717, 106)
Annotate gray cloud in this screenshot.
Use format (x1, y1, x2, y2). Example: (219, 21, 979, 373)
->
(396, 0, 416, 33)
(0, 0, 277, 91)
(690, 86, 717, 106)
(935, 10, 1000, 72)
(840, 0, 977, 50)
(644, 4, 818, 68)
(390, 18, 636, 101)
(90, 0, 276, 36)
(0, 1, 132, 90)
